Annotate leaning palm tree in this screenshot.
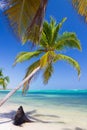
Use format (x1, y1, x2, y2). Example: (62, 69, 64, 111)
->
(0, 69, 9, 89)
(0, 17, 82, 106)
(0, 0, 86, 44)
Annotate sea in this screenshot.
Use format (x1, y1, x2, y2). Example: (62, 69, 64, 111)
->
(0, 89, 87, 110)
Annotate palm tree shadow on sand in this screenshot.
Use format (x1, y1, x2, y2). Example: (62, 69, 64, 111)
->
(0, 107, 86, 130)
(0, 107, 65, 125)
(63, 127, 86, 130)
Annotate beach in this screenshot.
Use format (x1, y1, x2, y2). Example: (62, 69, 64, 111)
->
(0, 90, 87, 130)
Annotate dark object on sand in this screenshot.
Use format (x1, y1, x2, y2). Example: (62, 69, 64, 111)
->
(13, 106, 32, 125)
(75, 127, 85, 130)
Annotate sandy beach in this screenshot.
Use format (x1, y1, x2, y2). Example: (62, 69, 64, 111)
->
(0, 103, 87, 130)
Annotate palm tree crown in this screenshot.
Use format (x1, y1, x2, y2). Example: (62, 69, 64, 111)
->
(14, 17, 82, 93)
(0, 69, 10, 89)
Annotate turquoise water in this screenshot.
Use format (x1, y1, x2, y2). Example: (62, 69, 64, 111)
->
(0, 90, 87, 110)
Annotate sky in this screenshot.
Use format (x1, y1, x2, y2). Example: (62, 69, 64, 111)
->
(0, 0, 87, 90)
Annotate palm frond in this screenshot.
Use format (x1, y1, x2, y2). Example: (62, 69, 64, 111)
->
(40, 52, 49, 67)
(50, 17, 56, 27)
(40, 31, 48, 48)
(14, 50, 42, 65)
(43, 63, 54, 84)
(54, 54, 81, 77)
(22, 76, 32, 94)
(2, 82, 7, 89)
(4, 76, 10, 83)
(42, 20, 52, 45)
(40, 17, 67, 47)
(51, 17, 67, 45)
(0, 78, 3, 84)
(56, 32, 82, 51)
(22, 0, 48, 44)
(0, 69, 3, 77)
(0, 0, 48, 43)
(72, 0, 87, 22)
(24, 60, 40, 78)
(40, 51, 56, 68)
(0, 78, 7, 89)
(22, 60, 40, 93)
(0, 69, 9, 89)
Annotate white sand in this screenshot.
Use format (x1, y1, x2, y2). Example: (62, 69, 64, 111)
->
(0, 103, 87, 130)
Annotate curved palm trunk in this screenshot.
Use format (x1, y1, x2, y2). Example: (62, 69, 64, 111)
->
(0, 66, 40, 107)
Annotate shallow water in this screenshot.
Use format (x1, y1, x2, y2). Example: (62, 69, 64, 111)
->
(0, 90, 87, 110)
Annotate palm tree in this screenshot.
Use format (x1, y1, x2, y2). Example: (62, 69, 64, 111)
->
(0, 0, 85, 44)
(0, 17, 82, 106)
(0, 69, 9, 89)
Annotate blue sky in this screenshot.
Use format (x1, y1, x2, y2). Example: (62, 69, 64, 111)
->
(0, 0, 87, 90)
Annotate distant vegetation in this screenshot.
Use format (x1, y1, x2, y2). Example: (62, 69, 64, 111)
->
(0, 69, 9, 89)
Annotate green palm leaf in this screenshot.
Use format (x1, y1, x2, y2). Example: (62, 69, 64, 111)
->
(51, 17, 67, 45)
(22, 60, 40, 93)
(42, 20, 52, 45)
(40, 31, 48, 48)
(2, 82, 7, 90)
(40, 51, 56, 68)
(0, 77, 9, 89)
(14, 50, 42, 65)
(40, 52, 49, 67)
(41, 17, 67, 47)
(43, 63, 54, 84)
(25, 60, 40, 77)
(5, 76, 10, 83)
(0, 78, 3, 84)
(22, 76, 32, 95)
(56, 32, 82, 51)
(0, 69, 3, 77)
(0, 69, 9, 90)
(54, 54, 81, 77)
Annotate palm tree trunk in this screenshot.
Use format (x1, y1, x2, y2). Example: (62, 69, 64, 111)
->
(0, 66, 40, 107)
